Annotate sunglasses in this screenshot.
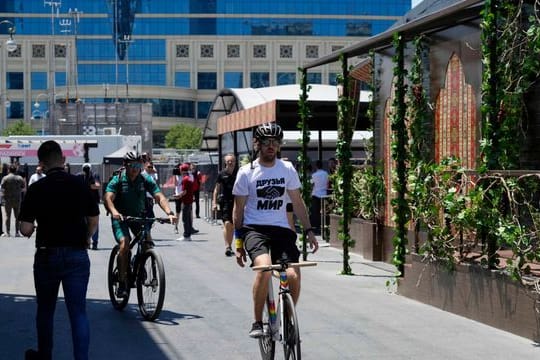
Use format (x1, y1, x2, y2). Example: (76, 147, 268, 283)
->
(127, 162, 143, 169)
(259, 138, 282, 146)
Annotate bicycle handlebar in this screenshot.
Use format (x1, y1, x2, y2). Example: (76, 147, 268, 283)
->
(252, 261, 317, 272)
(123, 216, 172, 225)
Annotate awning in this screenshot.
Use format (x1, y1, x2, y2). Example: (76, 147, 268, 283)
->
(217, 100, 277, 135)
(103, 146, 132, 165)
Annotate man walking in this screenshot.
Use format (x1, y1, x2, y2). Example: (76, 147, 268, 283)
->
(77, 163, 101, 250)
(212, 154, 237, 256)
(20, 140, 99, 360)
(1, 164, 25, 237)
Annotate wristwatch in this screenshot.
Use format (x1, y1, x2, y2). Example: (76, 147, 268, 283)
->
(168, 211, 174, 216)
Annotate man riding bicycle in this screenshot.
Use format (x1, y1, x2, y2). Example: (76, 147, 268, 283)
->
(232, 122, 318, 338)
(104, 151, 177, 297)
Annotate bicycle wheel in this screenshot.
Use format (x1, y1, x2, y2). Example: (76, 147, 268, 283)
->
(282, 293, 301, 360)
(258, 301, 276, 360)
(107, 245, 130, 310)
(136, 249, 166, 321)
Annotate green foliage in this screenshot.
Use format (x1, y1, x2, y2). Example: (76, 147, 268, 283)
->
(2, 121, 37, 136)
(164, 124, 203, 149)
(390, 32, 409, 276)
(297, 68, 313, 260)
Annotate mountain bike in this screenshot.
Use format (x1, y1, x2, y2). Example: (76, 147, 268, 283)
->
(107, 216, 170, 321)
(252, 260, 317, 360)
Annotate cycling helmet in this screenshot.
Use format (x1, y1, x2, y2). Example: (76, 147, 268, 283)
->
(123, 151, 142, 163)
(254, 122, 283, 140)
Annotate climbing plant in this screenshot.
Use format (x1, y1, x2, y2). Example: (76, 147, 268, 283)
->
(297, 68, 313, 260)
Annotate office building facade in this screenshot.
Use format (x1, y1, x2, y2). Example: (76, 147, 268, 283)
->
(0, 0, 410, 146)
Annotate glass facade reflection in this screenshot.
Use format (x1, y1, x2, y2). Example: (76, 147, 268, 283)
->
(0, 0, 410, 139)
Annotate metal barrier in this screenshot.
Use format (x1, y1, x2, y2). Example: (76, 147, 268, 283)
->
(203, 191, 221, 225)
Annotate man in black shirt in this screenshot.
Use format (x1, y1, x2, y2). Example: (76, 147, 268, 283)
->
(20, 140, 99, 360)
(212, 154, 237, 256)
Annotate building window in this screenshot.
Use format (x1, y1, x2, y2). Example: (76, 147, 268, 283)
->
(277, 72, 296, 85)
(8, 44, 21, 58)
(31, 72, 48, 90)
(224, 72, 243, 88)
(307, 72, 322, 84)
(200, 44, 214, 58)
(55, 72, 66, 87)
(7, 72, 23, 89)
(175, 72, 190, 88)
(198, 101, 212, 119)
(7, 101, 23, 119)
(227, 44, 240, 58)
(176, 44, 189, 58)
(306, 45, 319, 59)
(197, 72, 217, 89)
(253, 45, 266, 58)
(33, 44, 46, 58)
(55, 44, 66, 58)
(280, 45, 293, 58)
(329, 72, 339, 86)
(250, 72, 269, 88)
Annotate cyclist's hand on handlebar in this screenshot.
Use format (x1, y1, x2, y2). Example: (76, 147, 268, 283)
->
(236, 248, 247, 267)
(308, 232, 319, 253)
(112, 212, 124, 221)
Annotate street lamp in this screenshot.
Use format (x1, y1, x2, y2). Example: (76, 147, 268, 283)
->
(0, 20, 17, 53)
(34, 93, 50, 135)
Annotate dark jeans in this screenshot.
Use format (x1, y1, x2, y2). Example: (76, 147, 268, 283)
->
(182, 202, 193, 237)
(310, 196, 322, 230)
(193, 190, 200, 217)
(33, 247, 90, 360)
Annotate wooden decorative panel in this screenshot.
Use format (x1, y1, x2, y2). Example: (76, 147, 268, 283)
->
(434, 53, 477, 169)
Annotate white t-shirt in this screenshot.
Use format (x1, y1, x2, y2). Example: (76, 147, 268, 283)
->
(311, 168, 329, 198)
(233, 158, 301, 229)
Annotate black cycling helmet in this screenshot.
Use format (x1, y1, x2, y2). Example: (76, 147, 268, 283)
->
(254, 122, 283, 140)
(123, 150, 142, 163)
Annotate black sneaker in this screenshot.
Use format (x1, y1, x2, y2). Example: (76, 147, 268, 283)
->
(191, 228, 199, 234)
(225, 247, 234, 257)
(249, 321, 264, 338)
(116, 283, 128, 298)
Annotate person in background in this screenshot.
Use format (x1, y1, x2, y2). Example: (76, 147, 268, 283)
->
(142, 160, 158, 220)
(1, 164, 25, 237)
(310, 160, 329, 234)
(190, 162, 202, 218)
(77, 163, 101, 250)
(28, 166, 46, 186)
(176, 163, 194, 241)
(212, 154, 237, 257)
(20, 140, 99, 360)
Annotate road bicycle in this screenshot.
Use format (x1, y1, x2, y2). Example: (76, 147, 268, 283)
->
(107, 216, 170, 321)
(252, 259, 317, 360)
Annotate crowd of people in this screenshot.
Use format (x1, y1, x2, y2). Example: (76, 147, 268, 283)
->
(12, 125, 339, 358)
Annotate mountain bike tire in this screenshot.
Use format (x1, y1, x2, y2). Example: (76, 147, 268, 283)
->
(107, 245, 130, 310)
(136, 249, 166, 321)
(282, 293, 301, 360)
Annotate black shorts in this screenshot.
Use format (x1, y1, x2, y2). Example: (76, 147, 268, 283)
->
(220, 200, 233, 222)
(243, 225, 299, 265)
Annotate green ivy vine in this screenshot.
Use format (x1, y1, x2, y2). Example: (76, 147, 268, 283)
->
(297, 68, 313, 261)
(390, 32, 409, 276)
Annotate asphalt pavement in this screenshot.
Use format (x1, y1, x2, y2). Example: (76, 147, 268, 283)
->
(1, 200, 539, 359)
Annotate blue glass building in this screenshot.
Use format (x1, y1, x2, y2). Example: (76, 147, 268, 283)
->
(0, 0, 410, 145)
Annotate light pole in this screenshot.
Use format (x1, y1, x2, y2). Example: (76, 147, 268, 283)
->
(31, 109, 48, 135)
(34, 93, 50, 135)
(117, 34, 133, 102)
(0, 20, 17, 131)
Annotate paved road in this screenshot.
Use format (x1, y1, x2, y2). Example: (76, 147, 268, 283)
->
(1, 202, 539, 359)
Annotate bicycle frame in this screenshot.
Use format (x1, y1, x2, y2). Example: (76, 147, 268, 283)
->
(266, 270, 290, 342)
